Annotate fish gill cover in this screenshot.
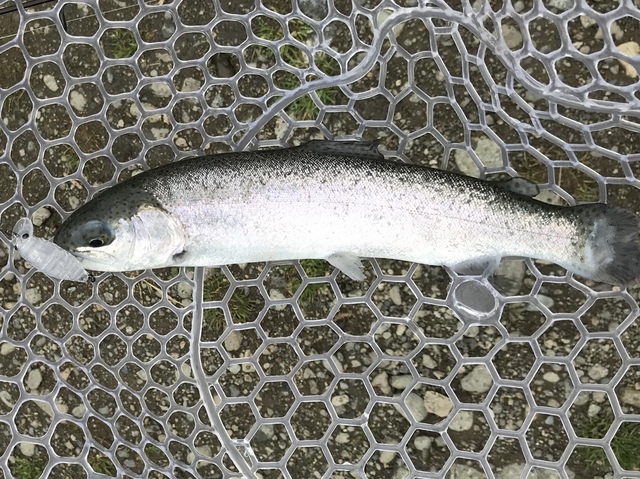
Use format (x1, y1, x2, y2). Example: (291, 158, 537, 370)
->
(0, 0, 639, 478)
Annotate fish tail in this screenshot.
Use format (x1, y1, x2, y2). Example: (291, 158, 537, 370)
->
(574, 204, 640, 286)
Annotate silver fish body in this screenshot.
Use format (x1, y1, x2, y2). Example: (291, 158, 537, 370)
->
(53, 141, 640, 285)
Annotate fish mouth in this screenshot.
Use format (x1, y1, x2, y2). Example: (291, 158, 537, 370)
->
(70, 247, 118, 271)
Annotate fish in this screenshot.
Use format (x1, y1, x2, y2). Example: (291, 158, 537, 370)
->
(53, 140, 640, 286)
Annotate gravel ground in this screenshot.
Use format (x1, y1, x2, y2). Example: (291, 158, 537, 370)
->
(1, 0, 640, 478)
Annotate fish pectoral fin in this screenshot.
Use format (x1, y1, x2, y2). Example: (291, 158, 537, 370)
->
(498, 177, 540, 197)
(327, 253, 366, 281)
(302, 140, 383, 160)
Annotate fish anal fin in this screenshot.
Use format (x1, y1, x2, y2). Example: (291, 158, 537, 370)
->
(302, 140, 383, 160)
(451, 256, 501, 278)
(327, 253, 366, 281)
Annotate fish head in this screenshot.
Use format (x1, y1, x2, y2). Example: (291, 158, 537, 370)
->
(53, 188, 185, 272)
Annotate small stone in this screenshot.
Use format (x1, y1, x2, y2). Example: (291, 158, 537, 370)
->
(460, 365, 493, 393)
(19, 442, 36, 457)
(390, 375, 413, 390)
(502, 24, 522, 50)
(413, 435, 432, 451)
(71, 404, 87, 418)
(403, 392, 427, 422)
(43, 74, 58, 92)
(543, 372, 560, 383)
(422, 355, 436, 369)
(25, 369, 42, 391)
(423, 391, 453, 417)
(620, 388, 640, 407)
(31, 207, 51, 227)
(176, 282, 193, 299)
(449, 411, 474, 431)
(224, 330, 242, 352)
(617, 41, 640, 78)
(579, 15, 596, 29)
(25, 288, 41, 305)
(227, 364, 241, 374)
(534, 294, 554, 310)
(389, 286, 402, 306)
(587, 364, 608, 382)
(547, 0, 573, 10)
(379, 450, 396, 465)
(331, 394, 350, 407)
(0, 343, 16, 355)
(335, 432, 349, 444)
(371, 371, 391, 395)
(587, 404, 601, 417)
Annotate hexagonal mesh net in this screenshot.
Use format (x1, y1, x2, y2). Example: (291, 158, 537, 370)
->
(1, 0, 640, 478)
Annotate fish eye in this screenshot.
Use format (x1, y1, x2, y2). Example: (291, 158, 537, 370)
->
(80, 220, 114, 248)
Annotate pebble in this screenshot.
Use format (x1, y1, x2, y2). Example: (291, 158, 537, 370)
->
(423, 391, 453, 417)
(403, 392, 427, 422)
(331, 394, 350, 407)
(224, 330, 242, 352)
(547, 0, 573, 10)
(43, 74, 58, 92)
(460, 365, 493, 393)
(413, 435, 432, 451)
(379, 450, 396, 465)
(587, 404, 601, 417)
(501, 24, 522, 50)
(620, 388, 640, 407)
(227, 364, 241, 374)
(0, 391, 15, 408)
(25, 369, 42, 391)
(390, 375, 413, 390)
(371, 371, 391, 395)
(534, 294, 554, 310)
(31, 207, 51, 226)
(19, 442, 35, 457)
(449, 410, 474, 431)
(579, 15, 596, 29)
(587, 364, 608, 382)
(542, 371, 560, 383)
(25, 288, 41, 305)
(617, 41, 640, 78)
(388, 286, 402, 306)
(176, 282, 193, 299)
(0, 343, 16, 355)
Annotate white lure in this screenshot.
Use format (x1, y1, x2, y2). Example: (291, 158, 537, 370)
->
(12, 218, 89, 282)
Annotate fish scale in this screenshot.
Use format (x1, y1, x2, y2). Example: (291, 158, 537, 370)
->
(53, 141, 640, 286)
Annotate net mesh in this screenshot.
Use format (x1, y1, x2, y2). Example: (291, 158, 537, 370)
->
(1, 0, 640, 478)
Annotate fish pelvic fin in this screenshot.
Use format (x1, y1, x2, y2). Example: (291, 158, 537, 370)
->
(302, 140, 383, 160)
(327, 253, 366, 281)
(576, 204, 640, 286)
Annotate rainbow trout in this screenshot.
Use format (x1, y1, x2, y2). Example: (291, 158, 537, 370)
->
(53, 140, 640, 285)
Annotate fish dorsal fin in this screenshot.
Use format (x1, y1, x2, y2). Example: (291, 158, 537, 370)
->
(302, 140, 383, 160)
(498, 177, 540, 197)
